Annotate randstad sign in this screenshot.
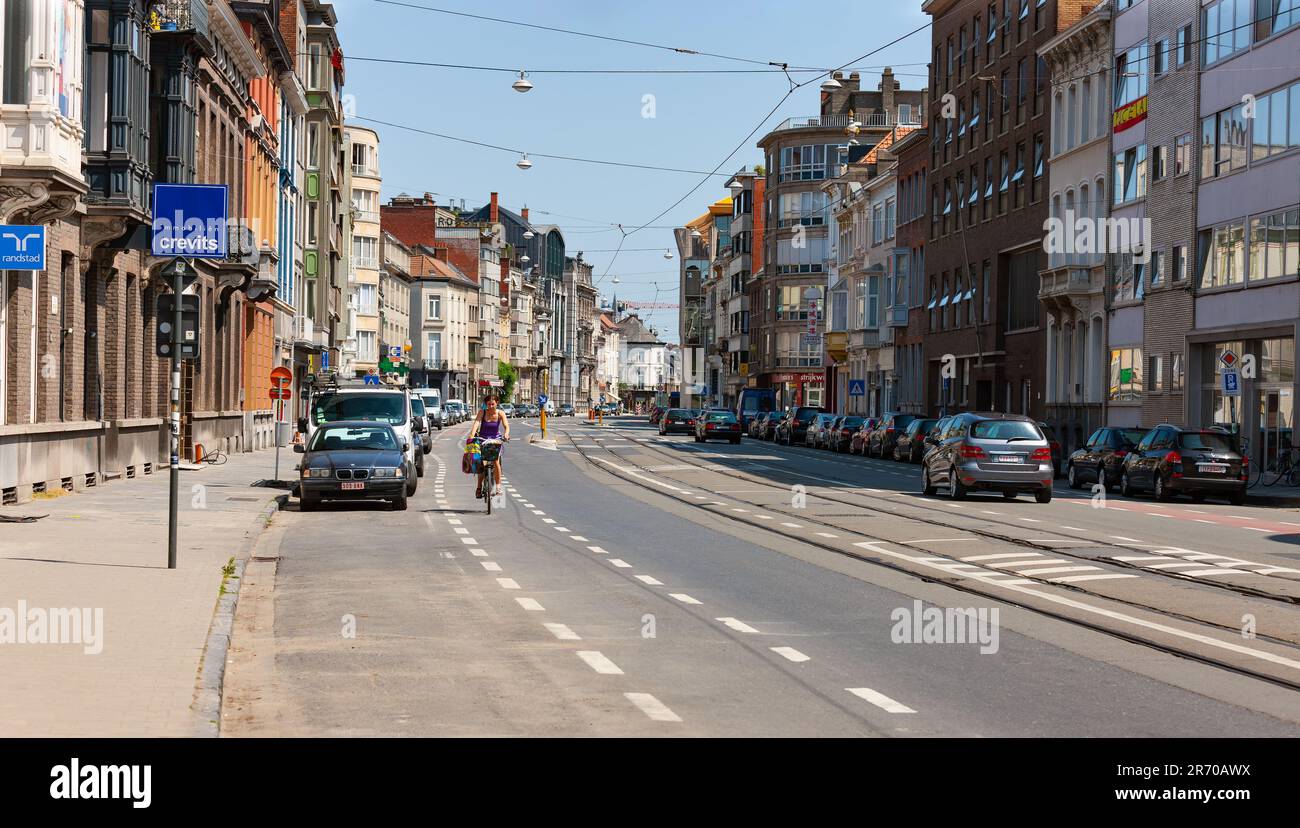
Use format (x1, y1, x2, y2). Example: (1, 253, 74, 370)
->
(1113, 95, 1148, 133)
(151, 184, 228, 258)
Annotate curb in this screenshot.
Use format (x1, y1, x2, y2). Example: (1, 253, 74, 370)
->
(189, 492, 288, 737)
(1247, 492, 1300, 508)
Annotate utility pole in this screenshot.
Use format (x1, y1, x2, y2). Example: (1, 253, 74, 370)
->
(164, 259, 190, 570)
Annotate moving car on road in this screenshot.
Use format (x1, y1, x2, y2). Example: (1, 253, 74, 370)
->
(921, 412, 1054, 503)
(659, 408, 695, 435)
(892, 418, 939, 463)
(867, 412, 918, 459)
(695, 410, 743, 444)
(296, 421, 410, 511)
(558, 403, 575, 417)
(1119, 425, 1247, 505)
(774, 406, 824, 445)
(1066, 426, 1148, 490)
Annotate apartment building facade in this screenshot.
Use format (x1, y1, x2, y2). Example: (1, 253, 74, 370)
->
(893, 128, 930, 416)
(1039, 0, 1113, 453)
(344, 125, 381, 374)
(921, 0, 1086, 418)
(1190, 0, 1300, 470)
(755, 69, 923, 410)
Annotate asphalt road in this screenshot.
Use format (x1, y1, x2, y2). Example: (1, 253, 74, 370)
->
(221, 415, 1300, 736)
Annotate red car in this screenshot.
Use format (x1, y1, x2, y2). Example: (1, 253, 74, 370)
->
(849, 418, 881, 455)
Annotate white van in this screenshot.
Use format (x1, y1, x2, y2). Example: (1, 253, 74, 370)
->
(415, 389, 443, 429)
(301, 385, 419, 496)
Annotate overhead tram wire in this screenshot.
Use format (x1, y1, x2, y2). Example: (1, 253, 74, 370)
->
(591, 19, 936, 288)
(372, 0, 806, 69)
(353, 116, 732, 177)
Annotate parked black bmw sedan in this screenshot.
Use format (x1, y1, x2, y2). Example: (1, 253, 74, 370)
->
(296, 421, 411, 511)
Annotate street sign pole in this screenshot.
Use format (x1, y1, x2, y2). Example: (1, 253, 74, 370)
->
(168, 260, 185, 570)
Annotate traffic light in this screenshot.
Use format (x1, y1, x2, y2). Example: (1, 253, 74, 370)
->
(156, 294, 200, 359)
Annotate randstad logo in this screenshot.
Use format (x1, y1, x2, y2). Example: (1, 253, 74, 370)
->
(50, 759, 151, 809)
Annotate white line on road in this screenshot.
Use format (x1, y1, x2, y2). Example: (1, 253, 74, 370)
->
(1013, 565, 1099, 576)
(669, 593, 702, 605)
(470, 549, 488, 557)
(635, 575, 663, 585)
(815, 532, 839, 538)
(542, 518, 556, 524)
(1110, 535, 1144, 542)
(962, 552, 1046, 562)
(1059, 526, 1088, 531)
(771, 646, 810, 663)
(453, 528, 469, 535)
(1047, 573, 1139, 583)
(515, 598, 545, 611)
(716, 617, 759, 633)
(447, 518, 461, 525)
(480, 561, 502, 572)
(624, 692, 682, 722)
(496, 578, 520, 590)
(532, 510, 546, 515)
(608, 559, 633, 568)
(847, 687, 916, 714)
(587, 546, 609, 555)
(544, 623, 581, 641)
(461, 537, 478, 545)
(780, 522, 802, 528)
(576, 651, 624, 675)
(570, 536, 589, 542)
(906, 537, 976, 543)
(554, 527, 570, 532)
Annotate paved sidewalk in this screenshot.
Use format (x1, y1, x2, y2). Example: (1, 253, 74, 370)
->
(0, 449, 286, 736)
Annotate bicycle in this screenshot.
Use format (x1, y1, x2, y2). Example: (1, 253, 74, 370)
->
(1266, 445, 1300, 487)
(473, 437, 507, 514)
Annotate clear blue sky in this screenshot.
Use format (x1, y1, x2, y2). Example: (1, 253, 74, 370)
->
(332, 0, 931, 341)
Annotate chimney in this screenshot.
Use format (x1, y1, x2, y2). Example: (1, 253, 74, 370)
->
(490, 192, 499, 224)
(423, 192, 434, 204)
(521, 206, 529, 223)
(881, 67, 896, 115)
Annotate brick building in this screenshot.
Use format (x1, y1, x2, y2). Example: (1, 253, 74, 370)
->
(893, 128, 930, 416)
(920, 0, 1088, 418)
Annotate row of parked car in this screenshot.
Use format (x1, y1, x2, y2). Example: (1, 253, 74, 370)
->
(650, 407, 745, 443)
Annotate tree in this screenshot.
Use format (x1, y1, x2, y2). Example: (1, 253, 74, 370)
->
(498, 360, 518, 403)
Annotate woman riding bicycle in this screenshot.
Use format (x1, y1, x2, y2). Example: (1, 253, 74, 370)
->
(468, 393, 510, 499)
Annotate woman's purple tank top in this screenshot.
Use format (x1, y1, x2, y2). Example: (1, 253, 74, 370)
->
(479, 414, 501, 440)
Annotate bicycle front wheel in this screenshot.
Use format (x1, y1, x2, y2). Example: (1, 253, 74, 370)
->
(485, 467, 493, 515)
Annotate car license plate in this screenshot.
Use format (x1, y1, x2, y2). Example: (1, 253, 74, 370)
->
(341, 481, 365, 490)
(994, 454, 1021, 463)
(1197, 463, 1228, 474)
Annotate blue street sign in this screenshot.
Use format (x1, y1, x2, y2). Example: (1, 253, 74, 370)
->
(848, 379, 866, 397)
(538, 394, 549, 405)
(0, 225, 46, 270)
(152, 183, 228, 258)
(322, 350, 329, 370)
(1222, 370, 1240, 396)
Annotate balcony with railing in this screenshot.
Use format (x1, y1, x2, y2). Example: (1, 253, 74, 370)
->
(885, 303, 909, 327)
(151, 0, 211, 35)
(776, 352, 822, 368)
(771, 110, 924, 134)
(851, 329, 881, 349)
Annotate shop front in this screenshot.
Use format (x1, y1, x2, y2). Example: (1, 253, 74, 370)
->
(1188, 328, 1298, 473)
(766, 371, 825, 410)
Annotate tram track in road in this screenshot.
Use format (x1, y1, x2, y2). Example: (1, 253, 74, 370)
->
(566, 421, 1300, 609)
(556, 422, 1300, 693)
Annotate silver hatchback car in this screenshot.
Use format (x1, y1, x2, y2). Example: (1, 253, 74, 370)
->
(921, 412, 1055, 503)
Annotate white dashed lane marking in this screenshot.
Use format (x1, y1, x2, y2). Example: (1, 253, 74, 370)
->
(716, 617, 759, 633)
(847, 687, 917, 714)
(771, 646, 810, 663)
(480, 561, 502, 572)
(635, 575, 663, 585)
(515, 598, 545, 611)
(496, 578, 520, 590)
(624, 692, 682, 722)
(576, 651, 624, 675)
(608, 559, 633, 568)
(669, 593, 702, 605)
(544, 623, 581, 641)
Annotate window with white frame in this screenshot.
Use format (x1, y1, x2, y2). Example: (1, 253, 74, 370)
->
(427, 293, 442, 320)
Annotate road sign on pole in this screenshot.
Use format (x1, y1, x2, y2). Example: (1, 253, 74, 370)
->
(848, 379, 866, 397)
(1222, 369, 1241, 396)
(1218, 349, 1239, 371)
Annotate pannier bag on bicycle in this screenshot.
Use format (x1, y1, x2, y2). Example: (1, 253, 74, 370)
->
(462, 442, 481, 475)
